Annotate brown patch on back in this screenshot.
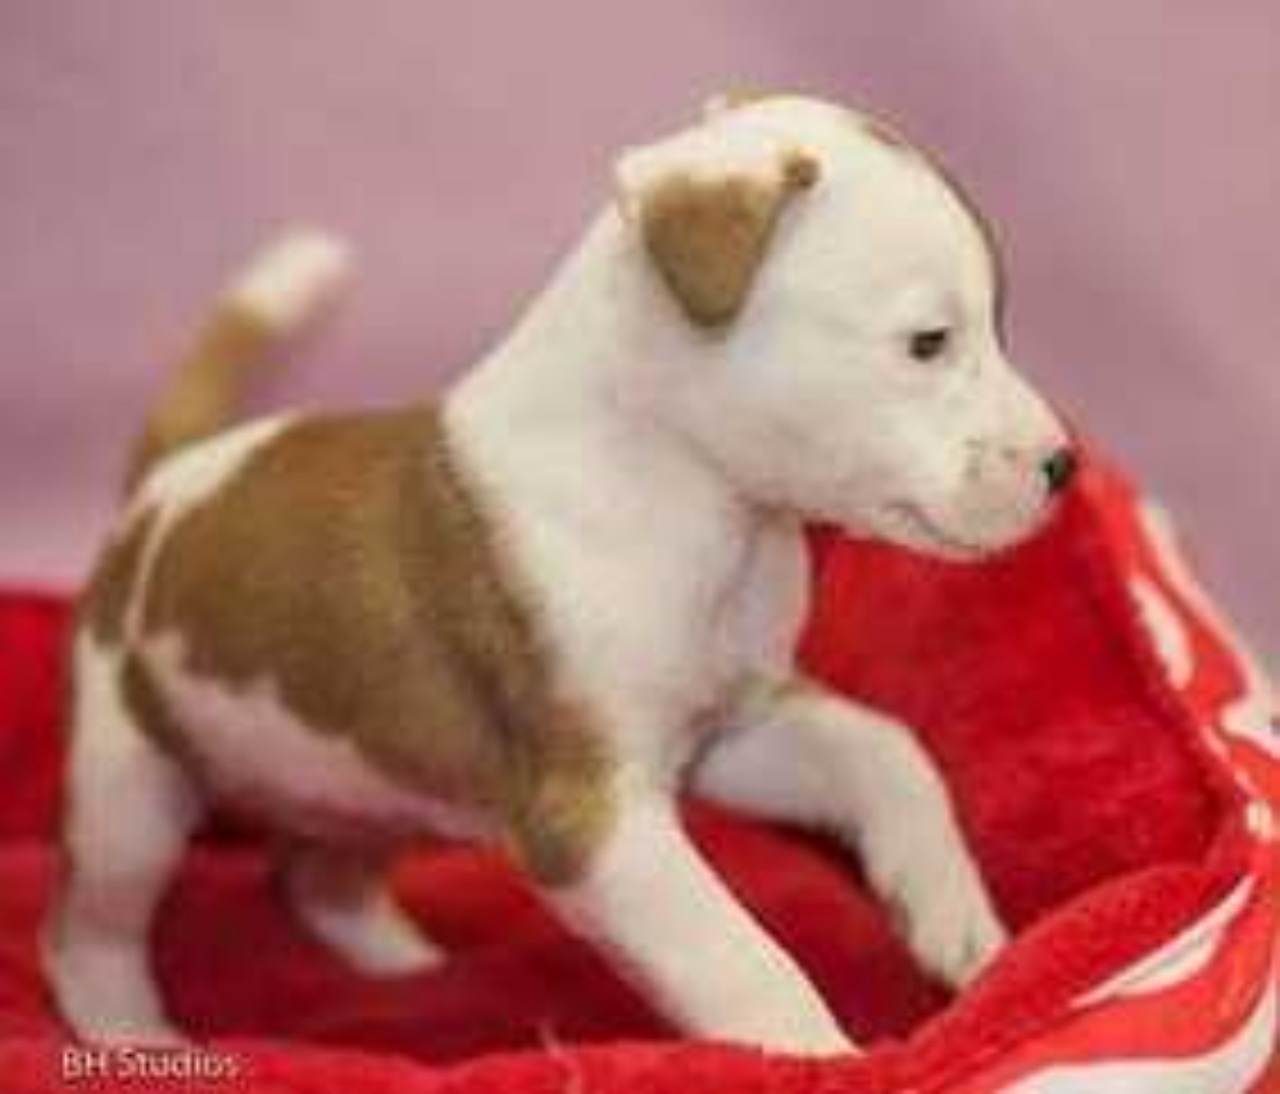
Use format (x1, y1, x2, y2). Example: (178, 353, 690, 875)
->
(138, 405, 613, 884)
(637, 151, 819, 327)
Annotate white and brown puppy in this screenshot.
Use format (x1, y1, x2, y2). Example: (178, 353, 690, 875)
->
(45, 94, 1074, 1055)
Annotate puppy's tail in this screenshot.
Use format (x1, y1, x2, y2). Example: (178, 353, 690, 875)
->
(126, 229, 350, 490)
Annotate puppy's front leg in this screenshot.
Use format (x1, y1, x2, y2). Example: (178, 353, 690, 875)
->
(695, 679, 1006, 988)
(546, 784, 851, 1056)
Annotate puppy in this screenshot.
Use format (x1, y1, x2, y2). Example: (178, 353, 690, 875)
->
(44, 94, 1073, 1055)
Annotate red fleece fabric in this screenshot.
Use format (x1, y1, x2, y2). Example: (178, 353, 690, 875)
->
(0, 454, 1264, 1092)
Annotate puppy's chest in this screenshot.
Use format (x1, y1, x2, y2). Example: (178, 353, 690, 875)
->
(694, 520, 809, 706)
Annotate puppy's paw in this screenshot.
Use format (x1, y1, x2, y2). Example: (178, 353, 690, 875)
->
(768, 1026, 859, 1059)
(55, 999, 189, 1048)
(296, 893, 445, 978)
(722, 1008, 856, 1058)
(864, 826, 1007, 990)
(898, 861, 1006, 989)
(342, 912, 445, 978)
(94, 1020, 191, 1048)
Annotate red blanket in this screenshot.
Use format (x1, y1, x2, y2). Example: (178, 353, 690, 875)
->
(0, 454, 1272, 1092)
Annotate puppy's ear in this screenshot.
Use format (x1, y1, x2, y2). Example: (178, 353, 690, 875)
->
(615, 129, 820, 327)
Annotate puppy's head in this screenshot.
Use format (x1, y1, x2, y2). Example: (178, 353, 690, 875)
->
(615, 93, 1073, 559)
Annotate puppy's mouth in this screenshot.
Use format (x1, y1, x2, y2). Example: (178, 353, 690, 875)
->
(880, 501, 992, 561)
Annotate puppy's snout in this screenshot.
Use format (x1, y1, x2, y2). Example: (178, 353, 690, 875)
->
(1040, 446, 1078, 497)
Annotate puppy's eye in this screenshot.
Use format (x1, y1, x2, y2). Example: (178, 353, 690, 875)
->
(908, 328, 950, 362)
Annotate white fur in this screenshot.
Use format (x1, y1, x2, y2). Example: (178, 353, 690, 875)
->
(442, 97, 1066, 1053)
(56, 96, 1069, 1054)
(45, 420, 291, 1043)
(695, 684, 1006, 988)
(43, 635, 202, 1044)
(139, 633, 489, 845)
(223, 228, 350, 334)
(129, 416, 293, 530)
(282, 846, 442, 977)
(552, 788, 850, 1055)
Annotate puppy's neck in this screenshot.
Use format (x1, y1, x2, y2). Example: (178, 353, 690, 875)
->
(444, 212, 753, 527)
(450, 216, 670, 413)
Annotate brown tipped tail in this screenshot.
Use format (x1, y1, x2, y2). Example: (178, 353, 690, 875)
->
(126, 229, 350, 491)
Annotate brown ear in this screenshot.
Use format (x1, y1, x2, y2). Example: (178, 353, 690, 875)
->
(619, 145, 820, 328)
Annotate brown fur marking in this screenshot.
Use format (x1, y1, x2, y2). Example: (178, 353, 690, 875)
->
(782, 149, 821, 190)
(120, 653, 191, 762)
(80, 510, 157, 645)
(133, 404, 613, 884)
(127, 309, 275, 491)
(639, 153, 818, 327)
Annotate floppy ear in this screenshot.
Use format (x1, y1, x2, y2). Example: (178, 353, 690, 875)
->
(615, 128, 820, 328)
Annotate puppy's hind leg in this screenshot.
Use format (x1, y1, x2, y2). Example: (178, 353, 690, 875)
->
(280, 845, 443, 977)
(43, 641, 203, 1043)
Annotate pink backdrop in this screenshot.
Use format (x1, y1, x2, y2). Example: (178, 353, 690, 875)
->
(3, 3, 1278, 655)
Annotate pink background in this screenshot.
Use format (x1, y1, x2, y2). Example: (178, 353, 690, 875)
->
(3, 3, 1278, 655)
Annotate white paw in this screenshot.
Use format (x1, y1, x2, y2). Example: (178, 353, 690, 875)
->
(342, 911, 444, 978)
(83, 1017, 191, 1047)
(766, 1026, 858, 1058)
(718, 1008, 856, 1058)
(864, 828, 1007, 989)
(900, 864, 1006, 988)
(297, 893, 445, 978)
(42, 930, 189, 1045)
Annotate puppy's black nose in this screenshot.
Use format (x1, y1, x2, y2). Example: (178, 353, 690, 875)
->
(1041, 447, 1078, 496)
